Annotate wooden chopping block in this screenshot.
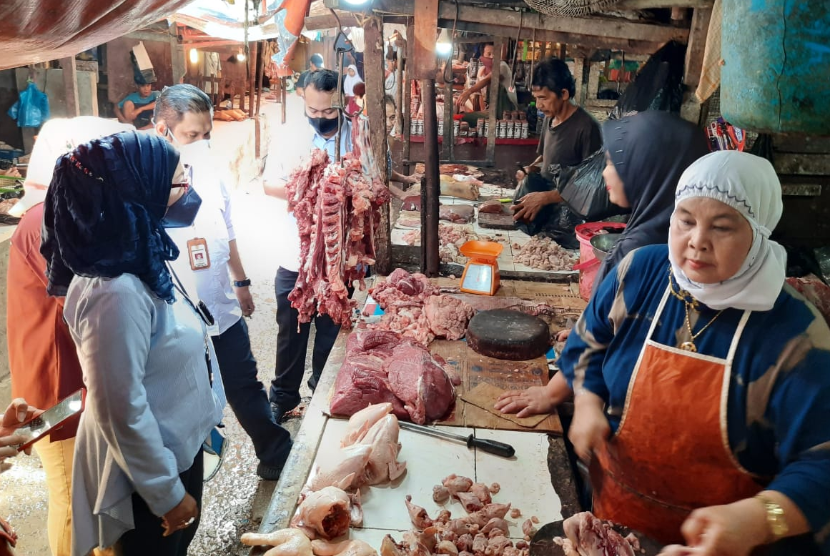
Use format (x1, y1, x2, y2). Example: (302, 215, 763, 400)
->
(467, 309, 551, 361)
(478, 204, 516, 230)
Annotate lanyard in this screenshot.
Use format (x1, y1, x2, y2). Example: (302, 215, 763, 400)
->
(166, 263, 215, 386)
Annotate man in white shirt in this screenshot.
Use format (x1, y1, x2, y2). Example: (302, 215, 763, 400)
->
(154, 84, 292, 481)
(264, 70, 354, 421)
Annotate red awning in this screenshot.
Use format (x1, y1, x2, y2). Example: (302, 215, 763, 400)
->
(0, 0, 193, 70)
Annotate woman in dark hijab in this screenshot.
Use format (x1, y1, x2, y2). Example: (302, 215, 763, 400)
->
(41, 131, 224, 556)
(495, 110, 708, 419)
(594, 110, 710, 289)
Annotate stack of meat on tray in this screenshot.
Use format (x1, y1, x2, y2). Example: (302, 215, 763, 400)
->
(286, 117, 391, 329)
(329, 328, 458, 424)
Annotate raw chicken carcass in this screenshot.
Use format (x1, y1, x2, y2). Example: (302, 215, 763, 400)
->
(311, 539, 378, 556)
(385, 343, 456, 424)
(381, 535, 406, 556)
(291, 487, 352, 540)
(306, 444, 373, 492)
(240, 528, 313, 556)
(342, 402, 393, 446)
(359, 414, 407, 484)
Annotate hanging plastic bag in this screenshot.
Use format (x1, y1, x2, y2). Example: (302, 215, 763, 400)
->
(557, 149, 630, 222)
(608, 41, 686, 120)
(7, 82, 50, 128)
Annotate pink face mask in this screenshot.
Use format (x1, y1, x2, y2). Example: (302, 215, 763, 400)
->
(480, 57, 493, 69)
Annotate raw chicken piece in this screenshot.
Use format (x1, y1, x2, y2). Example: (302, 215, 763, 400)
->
(503, 547, 522, 556)
(306, 444, 373, 492)
(436, 540, 460, 556)
(342, 402, 393, 446)
(442, 474, 474, 497)
(241, 529, 313, 556)
(562, 512, 636, 556)
(433, 485, 451, 504)
(465, 511, 490, 528)
(381, 535, 406, 556)
(349, 490, 363, 527)
(311, 539, 379, 556)
(405, 494, 434, 529)
(480, 519, 509, 535)
(484, 536, 511, 556)
(531, 516, 539, 524)
(472, 533, 488, 553)
(403, 527, 439, 556)
(291, 487, 352, 540)
(489, 483, 501, 495)
(509, 508, 521, 519)
(521, 519, 537, 537)
(359, 414, 407, 484)
(469, 483, 492, 505)
(487, 529, 506, 540)
(481, 503, 511, 520)
(456, 533, 474, 552)
(456, 491, 484, 513)
(436, 509, 452, 524)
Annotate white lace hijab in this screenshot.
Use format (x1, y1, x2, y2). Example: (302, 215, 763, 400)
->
(668, 151, 787, 311)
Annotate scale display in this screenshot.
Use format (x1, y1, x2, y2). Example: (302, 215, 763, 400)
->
(462, 263, 494, 294)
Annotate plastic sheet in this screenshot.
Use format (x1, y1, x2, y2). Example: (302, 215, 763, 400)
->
(557, 149, 629, 222)
(609, 41, 687, 121)
(7, 83, 50, 128)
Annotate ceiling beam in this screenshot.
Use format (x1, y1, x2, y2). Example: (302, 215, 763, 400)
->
(443, 20, 665, 55)
(370, 0, 689, 43)
(615, 0, 713, 8)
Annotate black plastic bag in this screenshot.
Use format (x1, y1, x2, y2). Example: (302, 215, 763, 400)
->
(513, 172, 582, 249)
(609, 41, 686, 120)
(557, 149, 630, 222)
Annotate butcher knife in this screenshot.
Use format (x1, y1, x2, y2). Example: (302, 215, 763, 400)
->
(399, 422, 515, 458)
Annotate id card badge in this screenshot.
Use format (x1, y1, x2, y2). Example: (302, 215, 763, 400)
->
(187, 238, 211, 271)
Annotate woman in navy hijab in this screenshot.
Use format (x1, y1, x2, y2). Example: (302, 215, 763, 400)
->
(41, 131, 224, 556)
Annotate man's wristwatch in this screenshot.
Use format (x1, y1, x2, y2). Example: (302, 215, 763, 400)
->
(233, 278, 252, 288)
(756, 494, 789, 542)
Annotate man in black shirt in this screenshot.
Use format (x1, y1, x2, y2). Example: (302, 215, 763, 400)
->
(295, 54, 324, 98)
(512, 58, 602, 246)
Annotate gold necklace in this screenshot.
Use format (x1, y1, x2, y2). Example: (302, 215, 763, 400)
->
(668, 267, 724, 353)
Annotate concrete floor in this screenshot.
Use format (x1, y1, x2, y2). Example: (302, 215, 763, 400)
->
(0, 92, 322, 556)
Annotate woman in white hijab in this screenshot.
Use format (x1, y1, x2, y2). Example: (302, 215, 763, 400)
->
(557, 151, 830, 554)
(343, 64, 363, 103)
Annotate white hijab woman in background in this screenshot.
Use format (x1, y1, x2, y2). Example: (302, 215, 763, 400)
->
(343, 64, 363, 102)
(559, 151, 830, 554)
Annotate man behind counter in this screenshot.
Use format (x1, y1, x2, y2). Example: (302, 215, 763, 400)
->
(512, 58, 602, 247)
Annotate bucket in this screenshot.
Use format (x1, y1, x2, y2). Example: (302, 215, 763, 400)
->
(574, 222, 626, 301)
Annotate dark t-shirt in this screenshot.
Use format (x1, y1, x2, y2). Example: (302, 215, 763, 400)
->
(537, 107, 602, 181)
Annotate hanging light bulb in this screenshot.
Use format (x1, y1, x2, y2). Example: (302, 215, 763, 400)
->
(236, 48, 247, 62)
(189, 49, 199, 64)
(342, 0, 372, 5)
(436, 29, 453, 57)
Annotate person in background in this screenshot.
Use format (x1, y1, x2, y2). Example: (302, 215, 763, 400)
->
(346, 82, 365, 115)
(564, 151, 830, 553)
(6, 116, 133, 556)
(264, 70, 356, 422)
(495, 110, 708, 419)
(154, 84, 293, 481)
(343, 64, 363, 107)
(41, 131, 223, 556)
(511, 57, 601, 247)
(384, 56, 398, 100)
(455, 43, 517, 123)
(295, 54, 324, 99)
(116, 78, 159, 129)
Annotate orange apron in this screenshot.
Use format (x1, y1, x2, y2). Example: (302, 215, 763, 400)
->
(591, 286, 765, 545)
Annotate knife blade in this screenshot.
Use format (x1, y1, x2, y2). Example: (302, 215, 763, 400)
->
(399, 421, 515, 458)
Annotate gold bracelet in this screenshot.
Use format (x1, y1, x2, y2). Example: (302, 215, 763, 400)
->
(755, 493, 789, 542)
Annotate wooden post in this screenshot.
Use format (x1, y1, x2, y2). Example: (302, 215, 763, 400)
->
(485, 37, 502, 166)
(364, 16, 392, 274)
(442, 69, 453, 161)
(413, 0, 439, 79)
(402, 22, 415, 174)
(395, 43, 404, 140)
(248, 42, 258, 118)
(170, 26, 186, 84)
(540, 41, 548, 61)
(558, 43, 567, 60)
(60, 57, 80, 117)
(680, 7, 713, 125)
(421, 79, 440, 277)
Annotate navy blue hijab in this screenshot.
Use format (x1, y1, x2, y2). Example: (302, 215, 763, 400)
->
(594, 111, 709, 290)
(41, 130, 181, 302)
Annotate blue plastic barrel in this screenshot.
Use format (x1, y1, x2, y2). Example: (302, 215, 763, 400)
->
(721, 0, 830, 134)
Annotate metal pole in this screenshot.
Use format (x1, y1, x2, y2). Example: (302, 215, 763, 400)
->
(421, 78, 440, 277)
(402, 22, 415, 175)
(485, 37, 502, 166)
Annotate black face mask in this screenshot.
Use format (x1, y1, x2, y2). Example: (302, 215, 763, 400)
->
(308, 114, 340, 136)
(161, 186, 202, 228)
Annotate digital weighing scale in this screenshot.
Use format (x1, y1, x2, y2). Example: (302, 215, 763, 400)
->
(459, 240, 503, 296)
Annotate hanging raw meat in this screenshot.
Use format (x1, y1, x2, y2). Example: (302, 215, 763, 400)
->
(286, 116, 391, 328)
